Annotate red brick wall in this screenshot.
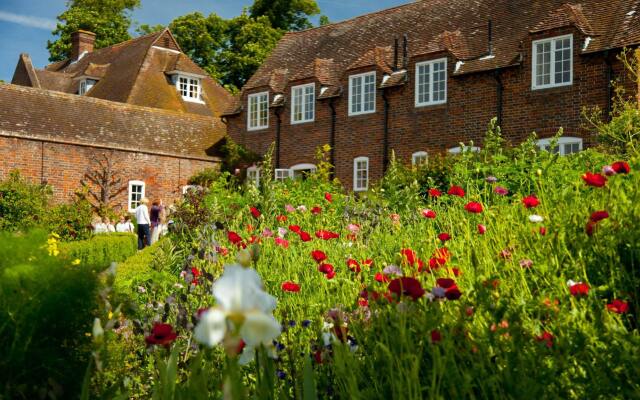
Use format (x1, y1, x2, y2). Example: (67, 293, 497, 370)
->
(227, 28, 639, 190)
(0, 136, 217, 211)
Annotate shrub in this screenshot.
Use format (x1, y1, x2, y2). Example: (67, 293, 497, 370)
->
(0, 231, 100, 399)
(46, 197, 94, 241)
(0, 171, 50, 231)
(60, 233, 137, 270)
(187, 167, 220, 188)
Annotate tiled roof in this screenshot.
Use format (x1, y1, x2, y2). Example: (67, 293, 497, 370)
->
(242, 0, 640, 94)
(0, 83, 224, 160)
(12, 29, 232, 118)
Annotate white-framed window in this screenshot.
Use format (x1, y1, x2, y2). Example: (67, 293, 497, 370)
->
(532, 34, 573, 90)
(415, 58, 447, 106)
(79, 79, 97, 95)
(275, 168, 293, 181)
(537, 137, 583, 155)
(448, 146, 481, 154)
(412, 151, 428, 167)
(176, 75, 203, 102)
(290, 163, 317, 179)
(353, 157, 369, 192)
(247, 166, 261, 187)
(248, 92, 269, 130)
(349, 72, 376, 116)
(291, 83, 315, 124)
(128, 180, 145, 212)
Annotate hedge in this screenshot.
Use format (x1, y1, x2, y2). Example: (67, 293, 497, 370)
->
(60, 233, 137, 270)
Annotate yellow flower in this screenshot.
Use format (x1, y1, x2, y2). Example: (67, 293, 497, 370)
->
(72, 259, 81, 265)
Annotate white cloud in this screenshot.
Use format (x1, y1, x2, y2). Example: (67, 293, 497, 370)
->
(0, 10, 57, 30)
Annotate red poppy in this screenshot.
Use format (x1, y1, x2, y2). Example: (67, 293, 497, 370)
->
(374, 272, 390, 283)
(612, 161, 630, 174)
(438, 233, 451, 242)
(606, 299, 629, 314)
(582, 172, 607, 187)
(216, 246, 229, 256)
(246, 224, 254, 233)
(362, 259, 374, 268)
(422, 209, 437, 219)
(428, 188, 442, 197)
(191, 267, 200, 277)
(432, 247, 451, 260)
(388, 277, 425, 301)
(324, 192, 333, 202)
(590, 210, 609, 222)
(358, 298, 369, 307)
(299, 231, 312, 241)
(522, 195, 540, 209)
(429, 257, 446, 270)
(326, 270, 336, 279)
(569, 282, 589, 297)
(436, 278, 456, 288)
(316, 230, 340, 240)
(249, 235, 260, 244)
(145, 323, 178, 347)
(311, 250, 327, 263)
(448, 185, 465, 197)
(347, 258, 361, 273)
(536, 331, 554, 348)
(436, 278, 462, 300)
(276, 215, 287, 222)
(318, 263, 334, 275)
(274, 237, 289, 248)
(430, 329, 442, 343)
(464, 202, 483, 213)
(539, 226, 547, 236)
(288, 225, 301, 233)
(585, 221, 597, 236)
(281, 281, 301, 292)
(227, 231, 243, 246)
(250, 207, 261, 218)
(401, 248, 418, 267)
(477, 224, 487, 235)
(311, 206, 322, 215)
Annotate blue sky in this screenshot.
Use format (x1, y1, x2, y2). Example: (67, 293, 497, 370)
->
(0, 0, 407, 82)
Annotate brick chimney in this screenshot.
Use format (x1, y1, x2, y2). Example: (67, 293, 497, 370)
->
(71, 30, 96, 61)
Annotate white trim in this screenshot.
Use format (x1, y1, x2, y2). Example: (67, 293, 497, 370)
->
(274, 168, 292, 181)
(411, 151, 428, 166)
(290, 83, 315, 124)
(531, 34, 573, 90)
(448, 146, 480, 154)
(79, 78, 97, 95)
(152, 46, 181, 54)
(290, 163, 317, 179)
(127, 180, 145, 213)
(247, 91, 269, 131)
(174, 74, 204, 103)
(353, 156, 369, 192)
(415, 58, 447, 107)
(247, 166, 260, 187)
(166, 70, 206, 78)
(348, 71, 376, 116)
(537, 136, 583, 155)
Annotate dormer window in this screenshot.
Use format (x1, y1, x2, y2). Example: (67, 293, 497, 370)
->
(176, 75, 202, 102)
(532, 34, 573, 90)
(79, 79, 97, 95)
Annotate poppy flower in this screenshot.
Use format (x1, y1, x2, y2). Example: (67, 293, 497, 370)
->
(388, 277, 425, 301)
(288, 225, 301, 233)
(585, 221, 597, 236)
(435, 278, 462, 300)
(362, 259, 374, 268)
(145, 323, 178, 347)
(324, 192, 333, 202)
(432, 247, 451, 260)
(582, 172, 607, 187)
(374, 272, 390, 283)
(227, 231, 243, 246)
(464, 202, 483, 213)
(477, 224, 487, 234)
(430, 329, 442, 343)
(519, 259, 533, 269)
(448, 185, 465, 197)
(318, 263, 334, 275)
(539, 226, 547, 235)
(276, 215, 287, 222)
(250, 207, 261, 218)
(274, 237, 289, 248)
(590, 210, 609, 222)
(522, 195, 540, 208)
(612, 161, 630, 174)
(429, 257, 446, 270)
(216, 246, 229, 256)
(316, 230, 339, 240)
(494, 186, 509, 196)
(428, 188, 442, 197)
(311, 206, 322, 215)
(281, 281, 301, 292)
(358, 298, 369, 307)
(569, 282, 589, 297)
(420, 209, 435, 219)
(401, 248, 418, 267)
(326, 270, 336, 279)
(347, 259, 361, 273)
(438, 233, 451, 242)
(299, 231, 312, 242)
(536, 331, 554, 348)
(311, 250, 327, 263)
(606, 299, 629, 314)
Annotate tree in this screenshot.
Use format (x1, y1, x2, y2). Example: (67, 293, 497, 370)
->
(135, 23, 165, 36)
(319, 15, 331, 26)
(79, 152, 127, 215)
(47, 0, 140, 62)
(250, 0, 320, 31)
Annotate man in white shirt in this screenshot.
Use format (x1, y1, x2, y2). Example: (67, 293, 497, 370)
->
(135, 197, 151, 249)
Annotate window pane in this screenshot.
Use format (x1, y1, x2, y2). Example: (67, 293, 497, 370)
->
(364, 74, 375, 112)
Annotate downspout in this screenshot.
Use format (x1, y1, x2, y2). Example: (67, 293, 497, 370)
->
(604, 50, 613, 120)
(494, 70, 503, 128)
(382, 90, 390, 173)
(275, 107, 282, 168)
(329, 98, 337, 179)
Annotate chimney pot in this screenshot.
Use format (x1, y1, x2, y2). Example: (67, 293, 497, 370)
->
(71, 30, 96, 61)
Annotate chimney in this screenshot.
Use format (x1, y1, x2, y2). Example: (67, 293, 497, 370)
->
(71, 30, 96, 61)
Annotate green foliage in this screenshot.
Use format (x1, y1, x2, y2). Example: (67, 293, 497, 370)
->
(0, 171, 50, 232)
(47, 0, 140, 62)
(0, 231, 101, 399)
(187, 167, 221, 188)
(60, 233, 137, 269)
(46, 197, 94, 241)
(319, 15, 331, 26)
(221, 136, 261, 174)
(250, 0, 320, 31)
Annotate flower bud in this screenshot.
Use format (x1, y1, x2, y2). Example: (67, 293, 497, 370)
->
(536, 169, 542, 176)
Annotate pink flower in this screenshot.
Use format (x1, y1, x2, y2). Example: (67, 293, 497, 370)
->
(421, 209, 437, 219)
(347, 224, 361, 234)
(477, 224, 487, 234)
(285, 204, 296, 213)
(274, 237, 289, 248)
(389, 213, 400, 224)
(494, 186, 509, 196)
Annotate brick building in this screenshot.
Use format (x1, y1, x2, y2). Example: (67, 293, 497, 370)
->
(4, 29, 231, 211)
(224, 0, 640, 191)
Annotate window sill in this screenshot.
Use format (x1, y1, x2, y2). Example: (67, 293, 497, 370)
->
(415, 101, 447, 108)
(531, 82, 573, 92)
(247, 126, 269, 132)
(291, 119, 315, 125)
(348, 110, 376, 117)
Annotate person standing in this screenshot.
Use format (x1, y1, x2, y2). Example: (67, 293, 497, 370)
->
(116, 215, 135, 233)
(150, 199, 162, 244)
(135, 198, 151, 249)
(104, 217, 116, 233)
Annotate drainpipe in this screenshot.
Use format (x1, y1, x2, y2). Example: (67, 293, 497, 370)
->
(275, 107, 282, 168)
(329, 98, 337, 179)
(382, 90, 390, 173)
(604, 50, 613, 120)
(494, 69, 503, 128)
